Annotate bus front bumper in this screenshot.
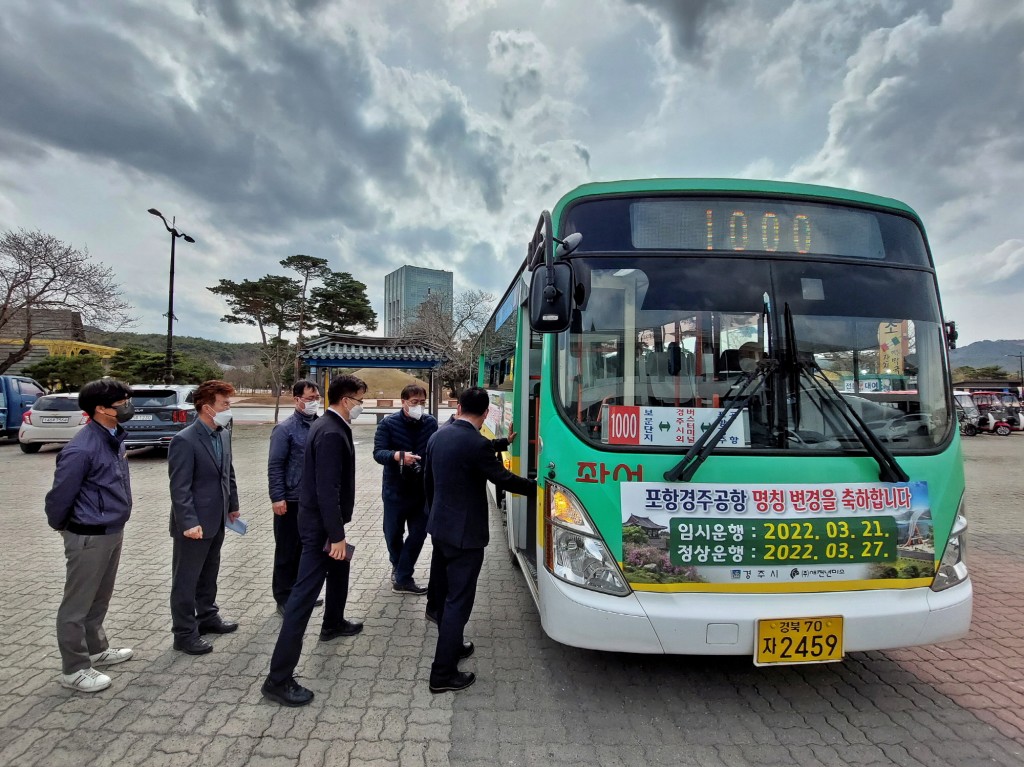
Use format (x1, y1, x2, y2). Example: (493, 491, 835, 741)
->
(537, 566, 972, 656)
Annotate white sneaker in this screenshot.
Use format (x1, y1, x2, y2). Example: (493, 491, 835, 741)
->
(90, 648, 134, 666)
(60, 668, 112, 693)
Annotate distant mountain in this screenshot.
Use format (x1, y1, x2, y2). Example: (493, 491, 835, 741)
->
(85, 328, 260, 365)
(950, 339, 1024, 373)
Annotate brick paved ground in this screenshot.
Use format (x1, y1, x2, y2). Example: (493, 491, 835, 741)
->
(0, 422, 1021, 767)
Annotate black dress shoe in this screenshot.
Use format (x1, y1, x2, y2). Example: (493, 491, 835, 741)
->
(261, 677, 314, 707)
(459, 641, 474, 660)
(392, 579, 428, 595)
(314, 597, 324, 607)
(319, 620, 363, 641)
(198, 618, 239, 635)
(276, 603, 286, 616)
(173, 636, 213, 655)
(424, 609, 439, 625)
(429, 671, 476, 694)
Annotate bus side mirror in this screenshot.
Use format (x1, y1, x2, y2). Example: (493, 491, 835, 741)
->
(529, 262, 574, 333)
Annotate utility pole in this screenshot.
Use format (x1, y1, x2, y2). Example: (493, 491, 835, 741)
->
(1008, 353, 1024, 396)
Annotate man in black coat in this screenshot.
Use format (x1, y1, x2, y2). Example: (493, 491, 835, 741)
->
(423, 387, 535, 693)
(262, 374, 366, 707)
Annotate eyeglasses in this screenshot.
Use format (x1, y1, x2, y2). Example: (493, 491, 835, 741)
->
(345, 396, 364, 405)
(297, 396, 321, 403)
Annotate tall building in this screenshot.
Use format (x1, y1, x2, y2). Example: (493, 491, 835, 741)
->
(382, 265, 453, 336)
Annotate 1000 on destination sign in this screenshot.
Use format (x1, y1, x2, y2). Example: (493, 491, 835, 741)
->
(670, 518, 898, 566)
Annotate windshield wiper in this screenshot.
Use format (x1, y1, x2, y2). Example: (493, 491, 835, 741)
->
(664, 360, 778, 482)
(784, 304, 909, 483)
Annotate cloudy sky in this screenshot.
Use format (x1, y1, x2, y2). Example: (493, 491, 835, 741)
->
(1, 0, 1022, 346)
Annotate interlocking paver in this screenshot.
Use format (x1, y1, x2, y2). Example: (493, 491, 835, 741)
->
(2, 421, 1024, 766)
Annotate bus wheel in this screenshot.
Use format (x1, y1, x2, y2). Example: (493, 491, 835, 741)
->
(996, 424, 1012, 436)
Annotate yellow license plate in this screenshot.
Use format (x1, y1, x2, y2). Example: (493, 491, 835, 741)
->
(755, 616, 844, 666)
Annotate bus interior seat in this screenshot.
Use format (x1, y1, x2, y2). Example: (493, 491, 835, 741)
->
(719, 348, 742, 376)
(641, 346, 696, 405)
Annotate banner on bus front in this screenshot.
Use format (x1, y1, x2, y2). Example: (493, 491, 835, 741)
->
(619, 481, 935, 590)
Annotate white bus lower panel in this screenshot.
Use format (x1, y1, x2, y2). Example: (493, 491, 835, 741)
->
(537, 565, 972, 656)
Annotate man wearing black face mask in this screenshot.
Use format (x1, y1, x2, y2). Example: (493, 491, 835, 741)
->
(45, 378, 136, 693)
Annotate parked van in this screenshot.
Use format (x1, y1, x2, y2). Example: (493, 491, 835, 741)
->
(0, 375, 48, 438)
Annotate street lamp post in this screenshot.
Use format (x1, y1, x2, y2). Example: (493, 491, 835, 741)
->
(1008, 353, 1024, 396)
(148, 208, 195, 384)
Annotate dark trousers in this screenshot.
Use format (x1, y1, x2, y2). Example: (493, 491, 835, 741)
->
(383, 497, 428, 584)
(425, 545, 446, 617)
(430, 539, 485, 682)
(57, 530, 123, 674)
(267, 540, 350, 685)
(170, 528, 225, 641)
(272, 501, 301, 606)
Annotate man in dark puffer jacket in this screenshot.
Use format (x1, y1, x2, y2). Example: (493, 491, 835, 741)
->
(372, 383, 437, 593)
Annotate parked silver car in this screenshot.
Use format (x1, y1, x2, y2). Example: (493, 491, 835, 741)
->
(18, 393, 90, 453)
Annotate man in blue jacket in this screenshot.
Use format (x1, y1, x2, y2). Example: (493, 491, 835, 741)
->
(372, 383, 437, 594)
(268, 379, 322, 613)
(45, 378, 136, 693)
(423, 387, 535, 693)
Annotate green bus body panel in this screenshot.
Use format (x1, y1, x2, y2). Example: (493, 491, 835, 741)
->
(486, 179, 959, 592)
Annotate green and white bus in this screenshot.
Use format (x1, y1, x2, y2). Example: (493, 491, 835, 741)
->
(476, 179, 971, 665)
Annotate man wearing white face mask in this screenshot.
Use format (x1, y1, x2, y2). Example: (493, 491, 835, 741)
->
(373, 383, 438, 594)
(737, 341, 764, 373)
(268, 379, 322, 614)
(167, 380, 241, 655)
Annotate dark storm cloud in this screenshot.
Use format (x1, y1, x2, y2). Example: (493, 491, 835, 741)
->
(425, 99, 508, 213)
(624, 0, 735, 58)
(0, 1, 509, 234)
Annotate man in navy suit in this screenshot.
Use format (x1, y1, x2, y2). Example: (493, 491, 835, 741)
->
(262, 374, 366, 707)
(423, 387, 535, 693)
(168, 380, 240, 655)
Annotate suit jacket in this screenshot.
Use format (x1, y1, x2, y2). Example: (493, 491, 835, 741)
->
(425, 418, 534, 549)
(298, 408, 355, 546)
(168, 420, 239, 539)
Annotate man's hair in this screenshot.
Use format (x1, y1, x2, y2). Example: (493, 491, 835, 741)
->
(401, 383, 427, 401)
(193, 380, 236, 410)
(77, 379, 133, 418)
(327, 374, 367, 405)
(292, 379, 321, 398)
(458, 387, 490, 417)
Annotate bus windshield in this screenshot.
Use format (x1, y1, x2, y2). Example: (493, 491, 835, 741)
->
(554, 256, 951, 452)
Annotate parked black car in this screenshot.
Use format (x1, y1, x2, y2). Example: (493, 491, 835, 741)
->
(123, 385, 199, 450)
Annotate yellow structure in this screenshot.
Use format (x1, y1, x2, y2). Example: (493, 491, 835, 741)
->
(0, 338, 119, 358)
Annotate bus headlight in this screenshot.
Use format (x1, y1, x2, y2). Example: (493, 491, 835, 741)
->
(544, 482, 631, 597)
(931, 498, 968, 592)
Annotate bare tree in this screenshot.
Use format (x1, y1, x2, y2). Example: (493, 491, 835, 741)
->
(0, 229, 134, 374)
(399, 289, 493, 397)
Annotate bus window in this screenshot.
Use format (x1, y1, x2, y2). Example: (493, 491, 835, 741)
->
(554, 257, 950, 451)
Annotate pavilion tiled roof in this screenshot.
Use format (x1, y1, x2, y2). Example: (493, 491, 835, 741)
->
(625, 514, 668, 531)
(302, 334, 444, 364)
